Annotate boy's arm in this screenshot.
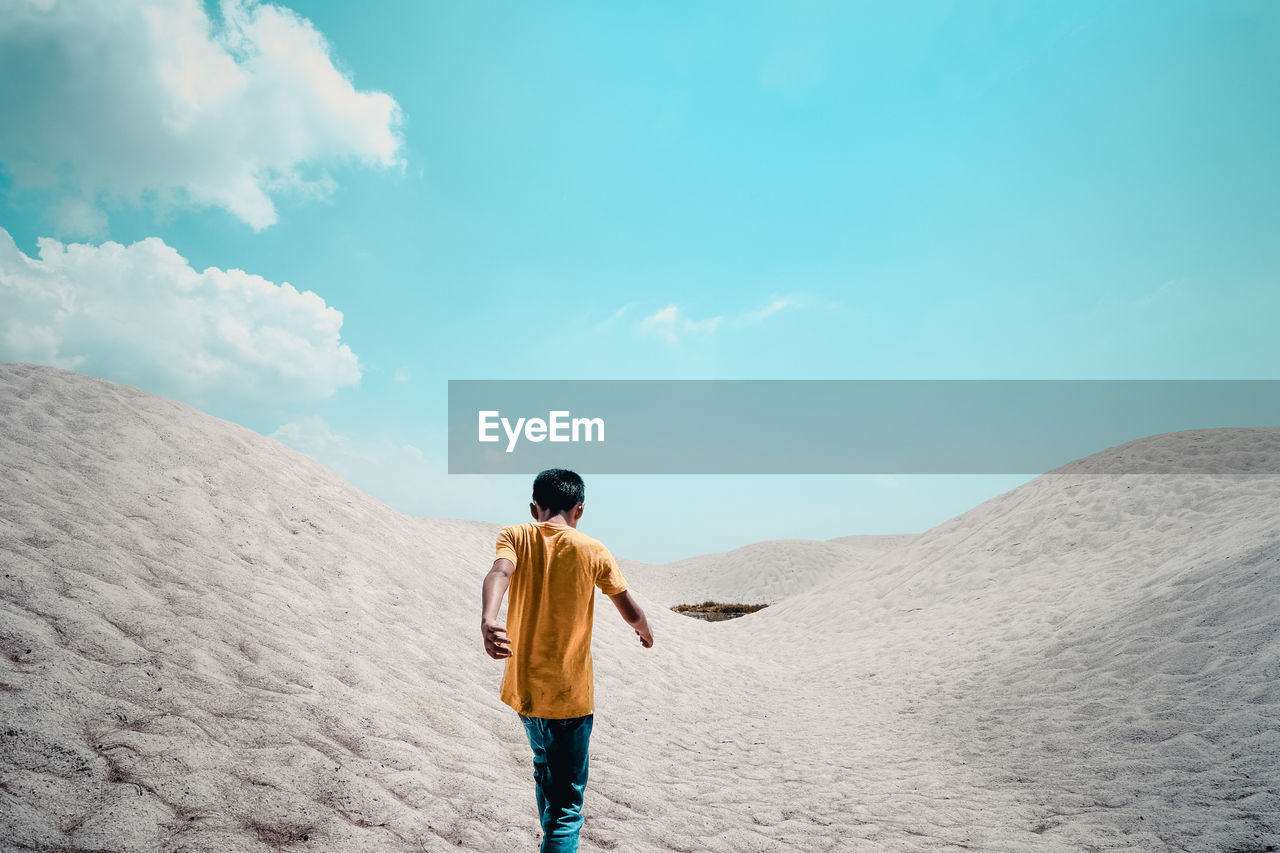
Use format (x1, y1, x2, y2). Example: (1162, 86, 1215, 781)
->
(480, 558, 515, 659)
(608, 589, 654, 648)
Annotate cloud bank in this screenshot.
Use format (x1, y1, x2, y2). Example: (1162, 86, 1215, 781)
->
(0, 227, 361, 407)
(0, 0, 403, 233)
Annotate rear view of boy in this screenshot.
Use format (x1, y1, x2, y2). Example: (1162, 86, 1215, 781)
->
(480, 468, 654, 853)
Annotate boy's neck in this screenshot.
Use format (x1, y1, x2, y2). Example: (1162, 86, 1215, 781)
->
(533, 510, 578, 528)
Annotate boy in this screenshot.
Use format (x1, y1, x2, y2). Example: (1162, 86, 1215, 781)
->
(480, 468, 654, 853)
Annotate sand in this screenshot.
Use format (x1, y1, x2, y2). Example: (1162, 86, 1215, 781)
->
(0, 362, 1276, 852)
(621, 535, 914, 610)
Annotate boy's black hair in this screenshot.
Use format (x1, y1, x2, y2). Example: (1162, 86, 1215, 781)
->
(532, 468, 585, 514)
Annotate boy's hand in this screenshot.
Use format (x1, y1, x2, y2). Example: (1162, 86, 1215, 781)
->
(635, 623, 654, 648)
(481, 620, 512, 659)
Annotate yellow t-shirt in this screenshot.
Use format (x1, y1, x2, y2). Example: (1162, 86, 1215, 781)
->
(495, 521, 628, 719)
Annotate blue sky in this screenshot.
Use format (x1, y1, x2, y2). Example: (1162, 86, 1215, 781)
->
(1, 0, 1277, 562)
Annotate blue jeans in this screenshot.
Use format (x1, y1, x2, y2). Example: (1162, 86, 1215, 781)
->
(519, 713, 594, 853)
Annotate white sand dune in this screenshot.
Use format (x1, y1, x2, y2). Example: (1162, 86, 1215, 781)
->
(623, 535, 914, 610)
(1, 363, 1277, 852)
(827, 534, 918, 553)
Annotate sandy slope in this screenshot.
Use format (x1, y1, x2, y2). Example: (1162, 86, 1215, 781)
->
(622, 535, 914, 609)
(827, 534, 917, 553)
(1, 363, 1277, 852)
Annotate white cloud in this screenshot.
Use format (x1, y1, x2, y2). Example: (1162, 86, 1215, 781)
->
(269, 416, 504, 519)
(746, 297, 792, 321)
(51, 198, 109, 241)
(600, 303, 632, 327)
(0, 0, 403, 233)
(393, 366, 411, 383)
(0, 227, 361, 407)
(638, 297, 797, 343)
(640, 304, 723, 344)
(270, 415, 353, 457)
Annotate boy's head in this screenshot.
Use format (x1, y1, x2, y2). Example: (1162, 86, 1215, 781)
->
(531, 468, 585, 519)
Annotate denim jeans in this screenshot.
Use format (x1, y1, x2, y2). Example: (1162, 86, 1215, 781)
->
(519, 713, 594, 853)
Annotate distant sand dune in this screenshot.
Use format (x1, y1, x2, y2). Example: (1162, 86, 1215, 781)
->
(623, 535, 914, 609)
(1, 363, 1277, 852)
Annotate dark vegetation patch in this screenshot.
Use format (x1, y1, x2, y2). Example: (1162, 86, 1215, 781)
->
(671, 601, 768, 622)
